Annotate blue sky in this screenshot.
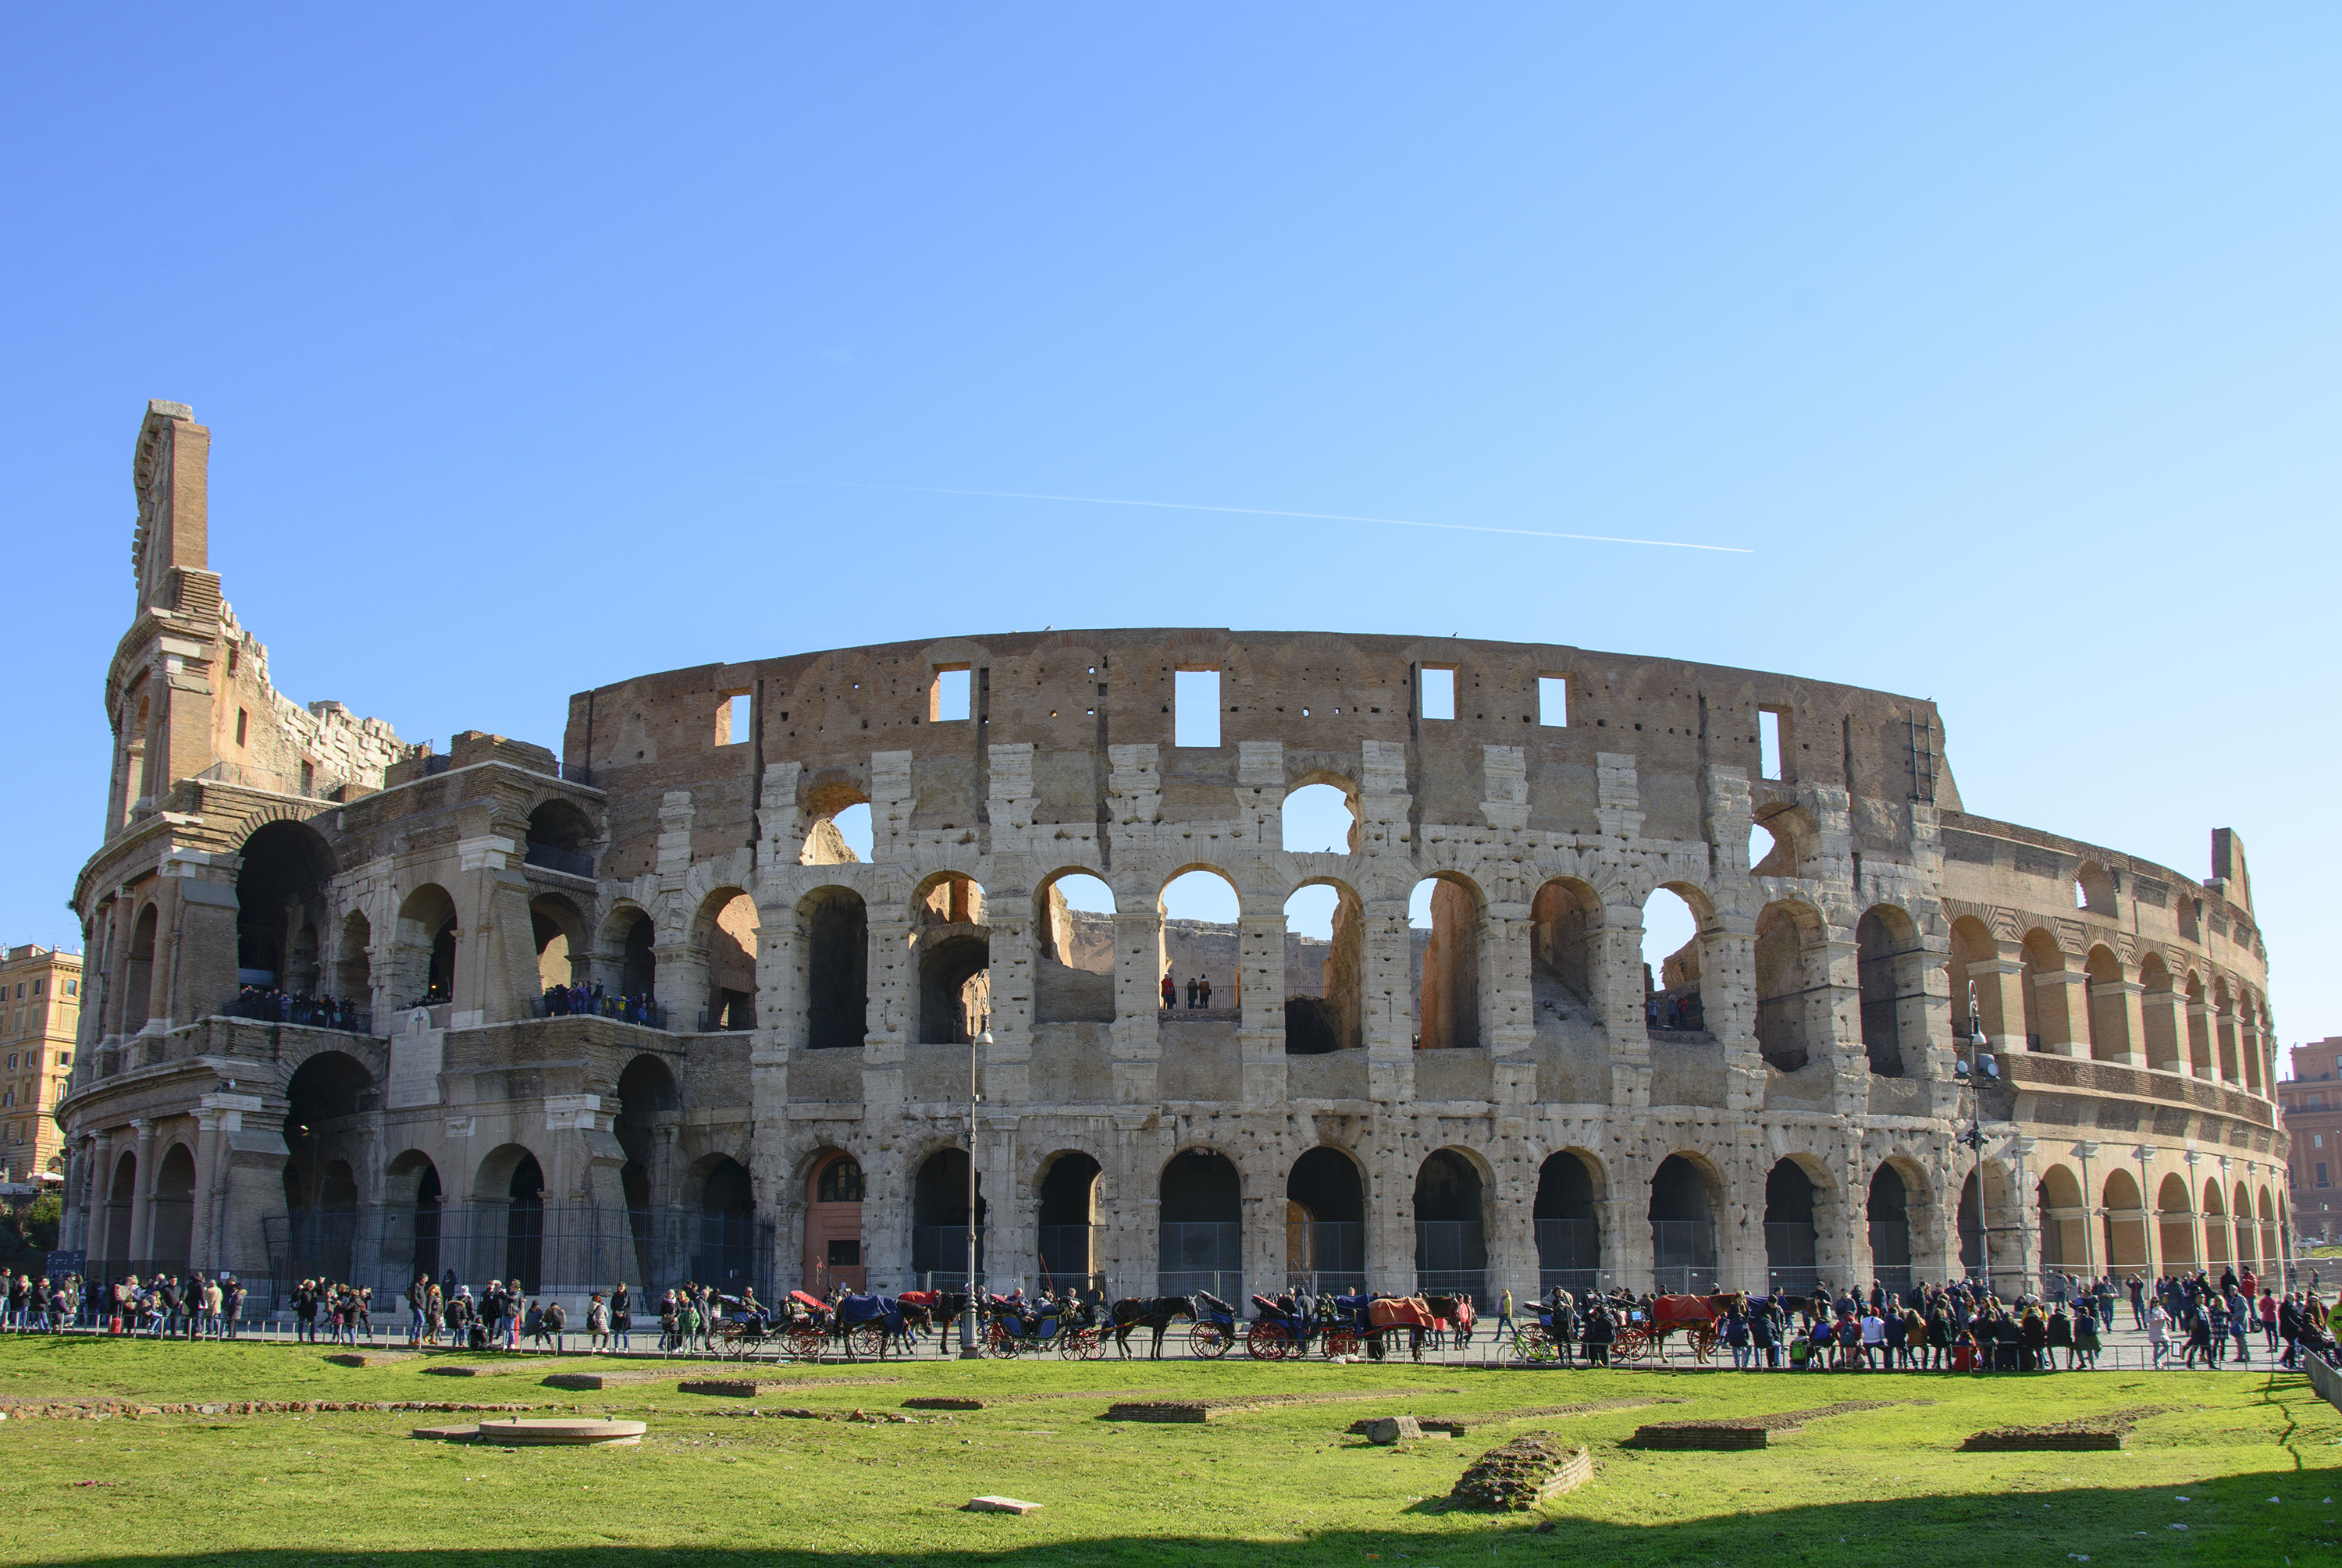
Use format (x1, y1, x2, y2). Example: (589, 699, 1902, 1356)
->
(4, 6, 2336, 1053)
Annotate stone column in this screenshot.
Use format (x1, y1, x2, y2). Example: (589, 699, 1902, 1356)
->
(1595, 909, 1649, 1109)
(2139, 984, 2184, 1074)
(653, 943, 710, 1032)
(76, 1133, 103, 1254)
(1236, 912, 1287, 1108)
(1482, 1148, 1535, 1307)
(2100, 975, 2147, 1068)
(2031, 969, 2088, 1057)
(1361, 898, 1414, 1106)
(124, 1119, 156, 1264)
(1109, 909, 1162, 1105)
(1970, 951, 2028, 1055)
(860, 909, 912, 1118)
(982, 901, 1034, 1107)
(1703, 922, 1762, 1113)
(189, 1108, 224, 1271)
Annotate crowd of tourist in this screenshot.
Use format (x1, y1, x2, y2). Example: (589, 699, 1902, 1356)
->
(0, 1269, 251, 1336)
(228, 986, 366, 1031)
(539, 983, 662, 1026)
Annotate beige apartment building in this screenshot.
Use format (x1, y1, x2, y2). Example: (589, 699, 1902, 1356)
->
(2280, 1038, 2342, 1245)
(0, 944, 80, 1186)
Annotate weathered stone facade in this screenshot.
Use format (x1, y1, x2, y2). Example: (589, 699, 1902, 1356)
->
(56, 403, 2291, 1309)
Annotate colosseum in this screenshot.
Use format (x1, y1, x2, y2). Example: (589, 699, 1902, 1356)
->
(56, 400, 2293, 1315)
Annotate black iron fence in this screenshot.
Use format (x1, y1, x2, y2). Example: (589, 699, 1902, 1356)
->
(1159, 1221, 1243, 1304)
(261, 1204, 773, 1311)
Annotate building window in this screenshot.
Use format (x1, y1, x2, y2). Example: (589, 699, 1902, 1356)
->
(2320, 1162, 2332, 1188)
(1419, 666, 1457, 722)
(63, 980, 75, 997)
(235, 708, 247, 747)
(1173, 669, 1220, 748)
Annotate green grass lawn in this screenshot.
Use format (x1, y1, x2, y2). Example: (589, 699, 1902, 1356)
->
(0, 1337, 2335, 1566)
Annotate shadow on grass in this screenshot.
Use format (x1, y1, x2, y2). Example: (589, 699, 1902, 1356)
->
(32, 1477, 2339, 1568)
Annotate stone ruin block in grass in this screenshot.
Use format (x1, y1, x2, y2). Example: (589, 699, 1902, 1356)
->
(1629, 1422, 1769, 1450)
(1959, 1406, 2167, 1452)
(1447, 1436, 1593, 1509)
(904, 1396, 986, 1410)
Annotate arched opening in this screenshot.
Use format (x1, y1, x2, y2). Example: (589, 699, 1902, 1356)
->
(613, 908, 656, 1003)
(280, 1049, 372, 1253)
(2158, 1173, 2197, 1270)
(914, 873, 989, 1044)
(149, 1143, 197, 1272)
(2019, 930, 2066, 1052)
(1529, 878, 1598, 1015)
(1159, 869, 1239, 1013)
(2201, 1179, 2229, 1269)
(2036, 1164, 2084, 1271)
(1281, 780, 1357, 855)
(1648, 1154, 1720, 1293)
(911, 1147, 985, 1287)
(696, 1157, 756, 1292)
(386, 1150, 443, 1285)
(524, 799, 596, 878)
(1763, 1159, 1821, 1296)
(2102, 1168, 2148, 1271)
(505, 1151, 546, 1292)
(2084, 946, 2124, 1062)
(530, 895, 588, 997)
(1159, 1147, 1242, 1300)
(2184, 973, 2210, 1076)
(1749, 820, 1783, 876)
(1643, 887, 1704, 1033)
(1033, 872, 1116, 1025)
(803, 1150, 865, 1292)
(800, 781, 872, 865)
(1948, 916, 2002, 1045)
(394, 884, 459, 1008)
(2138, 955, 2178, 1072)
(1036, 1150, 1105, 1292)
(334, 909, 372, 1003)
(699, 891, 760, 1030)
(2233, 1181, 2256, 1269)
(1532, 1151, 1601, 1296)
(2258, 1186, 2280, 1271)
(1286, 1146, 1365, 1293)
(1283, 881, 1363, 1054)
(615, 1054, 679, 1285)
(1414, 1148, 1488, 1300)
(802, 887, 868, 1048)
(1856, 905, 1913, 1076)
(1410, 874, 1482, 1051)
(234, 820, 336, 988)
(1750, 805, 1804, 876)
(123, 905, 158, 1033)
(103, 1150, 137, 1267)
(1868, 1164, 1913, 1294)
(2075, 861, 2116, 915)
(1753, 902, 1818, 1072)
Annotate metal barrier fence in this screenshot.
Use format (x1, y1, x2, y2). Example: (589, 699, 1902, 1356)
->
(1160, 1221, 1243, 1303)
(260, 1204, 774, 1310)
(222, 993, 373, 1034)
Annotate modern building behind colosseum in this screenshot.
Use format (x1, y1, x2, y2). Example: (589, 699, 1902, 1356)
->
(57, 401, 2293, 1310)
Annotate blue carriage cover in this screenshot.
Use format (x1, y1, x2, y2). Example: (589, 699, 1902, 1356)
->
(838, 1292, 906, 1335)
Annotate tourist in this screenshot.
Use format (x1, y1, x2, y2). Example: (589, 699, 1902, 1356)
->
(1582, 1300, 1613, 1367)
(1198, 976, 1212, 1007)
(2258, 1289, 2280, 1353)
(2180, 1303, 2212, 1369)
(1860, 1304, 1886, 1370)
(2046, 1304, 2074, 1369)
(612, 1282, 632, 1350)
(543, 1296, 568, 1353)
(524, 1299, 544, 1348)
(202, 1274, 224, 1339)
(1162, 971, 1176, 1008)
(408, 1275, 431, 1346)
(425, 1282, 445, 1346)
(1184, 976, 1198, 1009)
(660, 1291, 680, 1353)
(2073, 1302, 2101, 1368)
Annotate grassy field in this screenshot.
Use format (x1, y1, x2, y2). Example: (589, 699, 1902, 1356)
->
(0, 1336, 2334, 1566)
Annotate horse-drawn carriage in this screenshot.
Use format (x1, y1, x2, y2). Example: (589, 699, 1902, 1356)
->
(1607, 1292, 1740, 1364)
(980, 1294, 1107, 1360)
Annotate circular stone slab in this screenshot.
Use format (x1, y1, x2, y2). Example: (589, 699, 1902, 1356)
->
(475, 1418, 647, 1447)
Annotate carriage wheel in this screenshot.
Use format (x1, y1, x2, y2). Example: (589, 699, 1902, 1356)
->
(1248, 1322, 1292, 1361)
(1320, 1328, 1361, 1360)
(985, 1324, 1021, 1359)
(1187, 1322, 1230, 1359)
(1611, 1325, 1650, 1362)
(1077, 1325, 1107, 1360)
(785, 1325, 824, 1362)
(849, 1325, 889, 1361)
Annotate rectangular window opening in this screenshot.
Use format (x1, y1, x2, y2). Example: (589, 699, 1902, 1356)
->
(1174, 669, 1221, 747)
(827, 1238, 862, 1266)
(1538, 675, 1569, 727)
(234, 709, 247, 747)
(1758, 707, 1785, 780)
(931, 667, 972, 723)
(1421, 667, 1457, 722)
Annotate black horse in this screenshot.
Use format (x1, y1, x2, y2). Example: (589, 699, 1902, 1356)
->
(1109, 1293, 1201, 1359)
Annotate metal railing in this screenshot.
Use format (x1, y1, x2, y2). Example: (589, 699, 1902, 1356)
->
(909, 1225, 986, 1280)
(522, 841, 595, 879)
(532, 994, 668, 1029)
(1651, 1220, 1721, 1294)
(223, 992, 373, 1035)
(1160, 1221, 1242, 1303)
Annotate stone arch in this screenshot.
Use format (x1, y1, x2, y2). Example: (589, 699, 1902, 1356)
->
(1856, 902, 1920, 1076)
(123, 902, 158, 1033)
(2212, 977, 2238, 1082)
(102, 1147, 137, 1266)
(2102, 1166, 2150, 1271)
(1281, 776, 1359, 855)
(2137, 952, 2178, 1071)
(2036, 1162, 2086, 1271)
(1866, 1161, 1916, 1292)
(2232, 1179, 2256, 1269)
(524, 799, 598, 877)
(385, 1149, 444, 1285)
(799, 884, 869, 1049)
(2074, 860, 2117, 915)
(693, 1154, 758, 1292)
(529, 894, 589, 996)
(1532, 1148, 1603, 1293)
(1158, 866, 1241, 1012)
(1284, 874, 1364, 1054)
(1948, 914, 2002, 1041)
(802, 1146, 866, 1293)
(1286, 1145, 1367, 1292)
(911, 1145, 985, 1286)
(2257, 1184, 2280, 1269)
(2083, 945, 2126, 1062)
(1034, 1148, 1105, 1290)
(1641, 881, 1712, 1034)
(1754, 898, 1826, 1072)
(2201, 1176, 2230, 1268)
(799, 773, 871, 866)
(393, 884, 461, 1008)
(1530, 877, 1600, 1012)
(1749, 802, 1813, 878)
(1411, 870, 1485, 1051)
(280, 1048, 375, 1212)
(2157, 1172, 2197, 1269)
(149, 1141, 198, 1272)
(333, 908, 372, 1003)
(2184, 971, 2211, 1076)
(1762, 1155, 1826, 1296)
(1159, 1146, 1244, 1300)
(692, 885, 760, 1031)
(2019, 929, 2068, 1051)
(234, 817, 337, 988)
(1648, 1151, 1722, 1293)
(1413, 1147, 1490, 1298)
(1033, 868, 1116, 1025)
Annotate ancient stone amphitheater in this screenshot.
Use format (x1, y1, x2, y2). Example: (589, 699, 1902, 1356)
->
(59, 402, 2290, 1314)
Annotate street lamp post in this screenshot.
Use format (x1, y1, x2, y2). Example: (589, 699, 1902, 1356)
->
(958, 1022, 990, 1359)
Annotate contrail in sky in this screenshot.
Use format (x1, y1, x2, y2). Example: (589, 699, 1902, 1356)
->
(781, 479, 1753, 554)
